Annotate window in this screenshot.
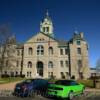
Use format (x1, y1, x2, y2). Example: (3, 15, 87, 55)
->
(43, 27, 45, 32)
(27, 72, 29, 77)
(46, 27, 49, 32)
(28, 47, 33, 55)
(60, 49, 63, 55)
(66, 72, 69, 77)
(60, 72, 65, 79)
(65, 49, 68, 55)
(60, 61, 64, 67)
(5, 71, 7, 74)
(30, 72, 32, 77)
(48, 72, 51, 78)
(37, 45, 44, 55)
(65, 60, 69, 67)
(49, 47, 53, 55)
(16, 71, 18, 75)
(48, 61, 53, 68)
(77, 48, 81, 54)
(21, 60, 23, 67)
(6, 60, 9, 67)
(28, 61, 32, 68)
(16, 61, 19, 67)
(48, 72, 53, 78)
(27, 72, 32, 77)
(51, 72, 53, 77)
(79, 72, 83, 79)
(78, 60, 82, 68)
(77, 40, 81, 45)
(17, 50, 20, 56)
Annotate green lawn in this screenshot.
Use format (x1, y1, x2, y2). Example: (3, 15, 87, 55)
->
(0, 77, 26, 84)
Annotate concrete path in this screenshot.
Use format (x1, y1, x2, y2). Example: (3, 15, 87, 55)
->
(0, 81, 22, 90)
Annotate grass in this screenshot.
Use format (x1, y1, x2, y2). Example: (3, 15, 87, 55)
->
(0, 77, 26, 84)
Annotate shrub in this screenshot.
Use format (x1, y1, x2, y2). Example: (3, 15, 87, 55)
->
(1, 74, 9, 78)
(15, 74, 25, 78)
(20, 74, 25, 78)
(89, 76, 100, 79)
(77, 79, 94, 88)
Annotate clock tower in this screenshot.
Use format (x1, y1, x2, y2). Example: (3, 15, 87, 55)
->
(40, 10, 54, 38)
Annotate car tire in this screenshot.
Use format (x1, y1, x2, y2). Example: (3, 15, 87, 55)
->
(29, 90, 35, 98)
(81, 87, 85, 95)
(68, 92, 74, 100)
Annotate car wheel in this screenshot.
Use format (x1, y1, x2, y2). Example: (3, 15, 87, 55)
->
(29, 90, 35, 98)
(68, 92, 74, 100)
(81, 87, 85, 95)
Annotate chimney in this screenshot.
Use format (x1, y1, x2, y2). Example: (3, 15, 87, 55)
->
(80, 32, 84, 38)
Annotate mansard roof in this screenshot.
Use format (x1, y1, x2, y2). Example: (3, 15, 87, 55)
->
(69, 33, 85, 43)
(58, 40, 68, 46)
(16, 43, 23, 49)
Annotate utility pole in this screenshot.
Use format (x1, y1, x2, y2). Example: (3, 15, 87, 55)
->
(68, 42, 71, 79)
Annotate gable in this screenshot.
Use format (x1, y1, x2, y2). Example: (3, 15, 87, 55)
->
(25, 32, 58, 44)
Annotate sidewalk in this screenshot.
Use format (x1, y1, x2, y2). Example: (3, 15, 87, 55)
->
(85, 87, 100, 92)
(0, 81, 22, 90)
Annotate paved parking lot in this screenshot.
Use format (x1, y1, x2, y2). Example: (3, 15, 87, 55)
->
(0, 81, 100, 100)
(0, 90, 100, 100)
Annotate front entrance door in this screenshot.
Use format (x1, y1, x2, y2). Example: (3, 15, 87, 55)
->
(37, 61, 43, 77)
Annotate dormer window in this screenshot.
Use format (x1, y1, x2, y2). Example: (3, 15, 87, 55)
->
(77, 40, 81, 45)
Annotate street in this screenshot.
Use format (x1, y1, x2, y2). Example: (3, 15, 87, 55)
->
(0, 90, 100, 100)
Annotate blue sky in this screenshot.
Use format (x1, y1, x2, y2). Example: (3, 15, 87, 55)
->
(0, 0, 100, 67)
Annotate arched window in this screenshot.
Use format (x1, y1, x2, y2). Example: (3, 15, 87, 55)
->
(27, 72, 29, 77)
(16, 60, 19, 67)
(60, 60, 64, 67)
(78, 60, 82, 68)
(49, 47, 53, 55)
(48, 61, 53, 68)
(28, 61, 32, 68)
(77, 48, 81, 54)
(16, 71, 18, 75)
(28, 47, 33, 55)
(37, 45, 44, 55)
(6, 60, 9, 67)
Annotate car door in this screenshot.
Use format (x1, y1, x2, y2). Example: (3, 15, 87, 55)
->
(70, 81, 80, 95)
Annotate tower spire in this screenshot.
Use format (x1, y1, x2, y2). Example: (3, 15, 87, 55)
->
(46, 9, 49, 17)
(74, 27, 78, 34)
(40, 10, 54, 38)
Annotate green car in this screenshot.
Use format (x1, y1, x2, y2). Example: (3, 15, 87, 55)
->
(47, 80, 85, 100)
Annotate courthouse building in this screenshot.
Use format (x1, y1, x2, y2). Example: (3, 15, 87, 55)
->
(1, 11, 90, 79)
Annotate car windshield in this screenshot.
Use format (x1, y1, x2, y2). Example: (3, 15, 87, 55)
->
(55, 80, 76, 86)
(23, 79, 34, 84)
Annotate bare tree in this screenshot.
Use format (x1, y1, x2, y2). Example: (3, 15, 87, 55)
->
(0, 24, 16, 77)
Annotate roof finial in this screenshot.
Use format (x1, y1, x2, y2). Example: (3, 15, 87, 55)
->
(46, 9, 49, 17)
(74, 27, 78, 34)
